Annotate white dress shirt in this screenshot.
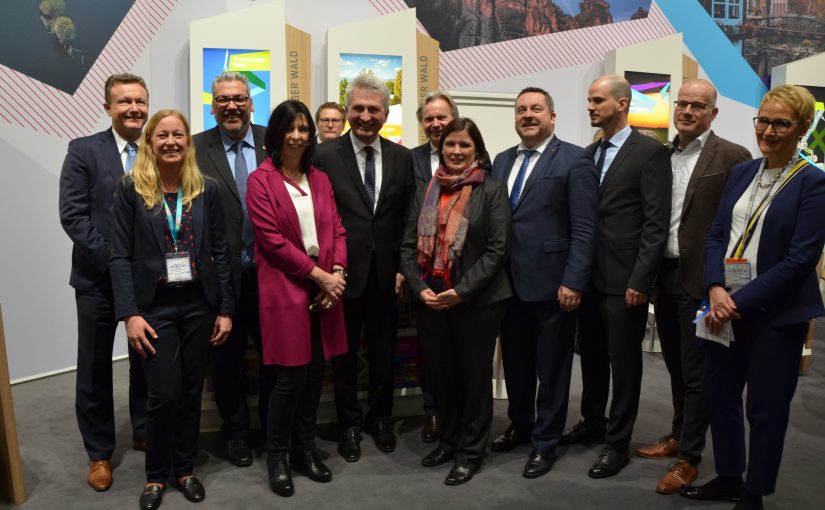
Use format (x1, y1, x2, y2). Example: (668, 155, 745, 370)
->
(596, 124, 632, 183)
(666, 129, 711, 258)
(429, 142, 440, 175)
(284, 173, 319, 257)
(112, 128, 137, 171)
(350, 131, 383, 210)
(506, 134, 555, 196)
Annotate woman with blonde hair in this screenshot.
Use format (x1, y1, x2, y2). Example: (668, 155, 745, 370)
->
(110, 109, 234, 510)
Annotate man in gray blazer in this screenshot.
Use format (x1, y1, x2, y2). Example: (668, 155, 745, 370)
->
(635, 79, 751, 494)
(193, 71, 267, 467)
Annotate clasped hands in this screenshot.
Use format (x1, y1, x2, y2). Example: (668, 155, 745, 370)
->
(419, 288, 462, 310)
(705, 285, 740, 334)
(309, 265, 347, 310)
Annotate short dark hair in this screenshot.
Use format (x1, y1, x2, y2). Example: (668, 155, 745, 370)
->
(516, 87, 554, 111)
(315, 101, 344, 123)
(264, 100, 316, 174)
(437, 117, 488, 168)
(104, 73, 148, 104)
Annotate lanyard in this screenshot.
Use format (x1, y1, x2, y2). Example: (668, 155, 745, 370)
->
(729, 158, 807, 258)
(162, 189, 183, 250)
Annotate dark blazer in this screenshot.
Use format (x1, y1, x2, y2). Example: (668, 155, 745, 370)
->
(109, 177, 234, 320)
(412, 142, 494, 186)
(492, 136, 599, 302)
(588, 129, 672, 295)
(59, 129, 125, 290)
(314, 133, 415, 298)
(705, 158, 825, 326)
(192, 124, 267, 302)
(673, 131, 751, 299)
(400, 178, 513, 306)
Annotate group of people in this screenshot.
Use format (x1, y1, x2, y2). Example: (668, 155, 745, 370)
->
(58, 68, 824, 510)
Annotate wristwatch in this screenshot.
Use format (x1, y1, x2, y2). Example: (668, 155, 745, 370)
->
(333, 267, 348, 279)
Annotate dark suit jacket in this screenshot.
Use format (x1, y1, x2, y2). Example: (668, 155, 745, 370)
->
(400, 178, 513, 307)
(109, 177, 234, 320)
(192, 124, 267, 302)
(412, 142, 493, 186)
(59, 129, 125, 290)
(673, 131, 751, 299)
(588, 129, 672, 295)
(492, 136, 599, 302)
(314, 133, 415, 298)
(705, 158, 825, 326)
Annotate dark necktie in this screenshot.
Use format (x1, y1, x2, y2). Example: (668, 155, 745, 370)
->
(509, 149, 534, 210)
(364, 145, 376, 209)
(596, 139, 612, 183)
(125, 142, 137, 172)
(233, 141, 254, 270)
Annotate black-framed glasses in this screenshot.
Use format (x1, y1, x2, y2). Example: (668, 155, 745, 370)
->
(753, 117, 799, 134)
(674, 101, 712, 111)
(214, 95, 249, 106)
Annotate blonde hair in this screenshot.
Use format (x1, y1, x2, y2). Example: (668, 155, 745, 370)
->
(130, 109, 204, 210)
(760, 84, 816, 126)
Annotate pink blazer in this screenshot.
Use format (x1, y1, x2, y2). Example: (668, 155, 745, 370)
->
(246, 157, 348, 366)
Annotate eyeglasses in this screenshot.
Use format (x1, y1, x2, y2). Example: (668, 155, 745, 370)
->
(753, 117, 800, 134)
(213, 95, 249, 106)
(674, 101, 713, 111)
(318, 118, 342, 125)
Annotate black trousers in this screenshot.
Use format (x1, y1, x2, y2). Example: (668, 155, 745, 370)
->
(75, 278, 147, 461)
(705, 318, 806, 495)
(264, 313, 324, 460)
(653, 261, 708, 465)
(578, 292, 648, 450)
(412, 306, 437, 417)
(332, 260, 398, 430)
(211, 271, 263, 439)
(140, 284, 214, 483)
(500, 293, 577, 453)
(415, 300, 506, 467)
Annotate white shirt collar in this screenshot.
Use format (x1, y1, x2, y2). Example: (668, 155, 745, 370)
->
(517, 133, 555, 155)
(350, 131, 382, 156)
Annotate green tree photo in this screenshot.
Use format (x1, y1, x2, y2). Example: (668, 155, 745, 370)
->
(53, 16, 76, 46)
(39, 0, 66, 18)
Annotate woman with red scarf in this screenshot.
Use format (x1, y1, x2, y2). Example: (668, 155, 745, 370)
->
(401, 118, 512, 486)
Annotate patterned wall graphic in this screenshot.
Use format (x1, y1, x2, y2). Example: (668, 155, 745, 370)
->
(0, 0, 178, 139)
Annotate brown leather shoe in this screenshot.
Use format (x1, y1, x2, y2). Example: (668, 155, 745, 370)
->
(637, 436, 679, 458)
(656, 459, 698, 494)
(87, 460, 113, 491)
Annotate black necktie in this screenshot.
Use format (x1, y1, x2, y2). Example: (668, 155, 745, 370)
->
(364, 146, 376, 209)
(596, 139, 612, 183)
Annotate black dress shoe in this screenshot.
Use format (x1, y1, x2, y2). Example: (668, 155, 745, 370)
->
(267, 458, 294, 497)
(421, 447, 453, 467)
(337, 427, 361, 462)
(366, 418, 396, 452)
(523, 449, 555, 478)
(290, 448, 332, 483)
(444, 463, 477, 486)
(139, 484, 164, 510)
(421, 416, 440, 443)
(227, 439, 253, 467)
(588, 448, 630, 479)
(560, 419, 606, 445)
(178, 477, 205, 503)
(490, 425, 530, 452)
(680, 475, 743, 501)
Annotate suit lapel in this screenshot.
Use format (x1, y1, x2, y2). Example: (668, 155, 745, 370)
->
(268, 168, 305, 249)
(375, 138, 394, 215)
(101, 130, 126, 184)
(493, 147, 518, 182)
(252, 126, 267, 166)
(681, 132, 718, 219)
(206, 129, 241, 202)
(191, 194, 204, 256)
(339, 136, 372, 213)
(148, 202, 167, 256)
(415, 145, 433, 180)
(599, 130, 637, 195)
(515, 137, 560, 209)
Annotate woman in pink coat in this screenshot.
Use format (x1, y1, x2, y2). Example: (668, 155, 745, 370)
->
(246, 100, 348, 497)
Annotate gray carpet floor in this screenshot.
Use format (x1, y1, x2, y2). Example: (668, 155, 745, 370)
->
(5, 323, 825, 510)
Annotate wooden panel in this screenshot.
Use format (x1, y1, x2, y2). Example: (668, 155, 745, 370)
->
(0, 305, 25, 504)
(285, 25, 312, 108)
(682, 55, 699, 83)
(415, 33, 440, 145)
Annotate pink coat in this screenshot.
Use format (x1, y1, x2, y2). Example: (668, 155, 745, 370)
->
(246, 157, 348, 366)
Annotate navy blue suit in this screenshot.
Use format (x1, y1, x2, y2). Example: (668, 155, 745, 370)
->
(492, 136, 598, 452)
(703, 158, 825, 495)
(58, 129, 147, 461)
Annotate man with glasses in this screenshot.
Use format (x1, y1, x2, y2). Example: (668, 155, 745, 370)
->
(637, 79, 750, 494)
(315, 102, 345, 143)
(193, 71, 268, 467)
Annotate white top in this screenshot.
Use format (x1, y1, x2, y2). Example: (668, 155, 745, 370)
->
(350, 131, 383, 210)
(284, 174, 319, 257)
(112, 128, 137, 171)
(666, 129, 711, 258)
(507, 133, 555, 196)
(429, 142, 440, 175)
(596, 124, 632, 183)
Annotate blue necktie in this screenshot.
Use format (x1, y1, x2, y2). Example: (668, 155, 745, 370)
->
(233, 141, 254, 271)
(364, 146, 376, 209)
(596, 139, 612, 183)
(509, 149, 534, 210)
(125, 142, 137, 172)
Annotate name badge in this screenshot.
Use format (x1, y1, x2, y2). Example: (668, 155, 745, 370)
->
(165, 251, 193, 283)
(724, 258, 751, 287)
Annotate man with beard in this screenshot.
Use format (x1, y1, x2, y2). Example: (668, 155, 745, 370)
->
(193, 71, 267, 467)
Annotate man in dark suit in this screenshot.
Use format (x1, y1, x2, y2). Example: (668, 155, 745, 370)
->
(635, 79, 751, 494)
(315, 101, 345, 143)
(314, 73, 415, 462)
(411, 91, 458, 185)
(489, 87, 599, 478)
(58, 73, 149, 491)
(193, 71, 267, 467)
(561, 75, 672, 479)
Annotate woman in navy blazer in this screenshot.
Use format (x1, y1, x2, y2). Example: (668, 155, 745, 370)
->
(681, 86, 825, 510)
(110, 109, 233, 510)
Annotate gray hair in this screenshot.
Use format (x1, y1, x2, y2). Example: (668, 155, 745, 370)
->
(211, 71, 251, 96)
(416, 91, 459, 122)
(345, 73, 390, 112)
